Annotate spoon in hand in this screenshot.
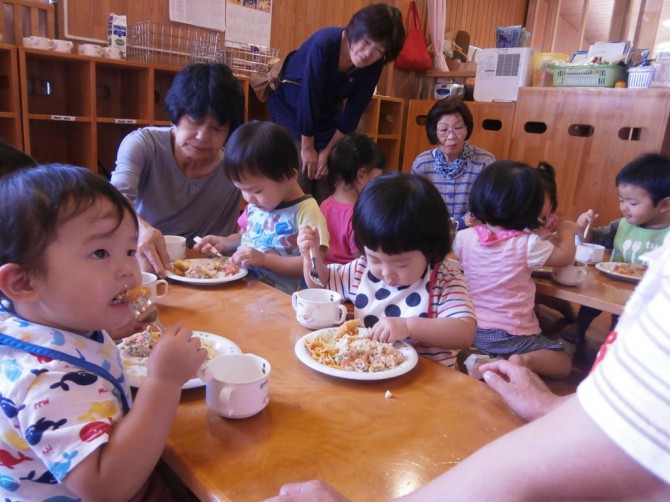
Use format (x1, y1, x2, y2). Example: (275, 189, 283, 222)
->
(309, 248, 324, 287)
(126, 292, 165, 332)
(194, 236, 225, 259)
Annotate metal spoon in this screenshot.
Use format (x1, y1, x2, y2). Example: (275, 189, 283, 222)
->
(127, 295, 165, 332)
(309, 248, 324, 287)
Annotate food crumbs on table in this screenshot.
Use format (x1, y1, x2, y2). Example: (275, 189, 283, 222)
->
(385, 390, 393, 399)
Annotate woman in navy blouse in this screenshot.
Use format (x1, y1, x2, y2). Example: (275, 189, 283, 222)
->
(268, 3, 404, 202)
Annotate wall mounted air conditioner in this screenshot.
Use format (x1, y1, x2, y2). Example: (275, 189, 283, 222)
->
(474, 48, 535, 102)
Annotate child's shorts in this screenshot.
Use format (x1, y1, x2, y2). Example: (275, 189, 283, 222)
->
(474, 328, 565, 356)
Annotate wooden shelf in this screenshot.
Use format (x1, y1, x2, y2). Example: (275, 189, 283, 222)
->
(0, 44, 22, 148)
(509, 86, 670, 223)
(356, 94, 404, 171)
(16, 49, 250, 175)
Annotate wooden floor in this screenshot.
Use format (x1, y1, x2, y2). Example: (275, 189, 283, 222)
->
(536, 303, 612, 396)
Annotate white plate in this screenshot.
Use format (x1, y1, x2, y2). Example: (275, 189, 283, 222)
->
(120, 331, 242, 389)
(294, 328, 418, 381)
(165, 258, 248, 285)
(595, 262, 645, 283)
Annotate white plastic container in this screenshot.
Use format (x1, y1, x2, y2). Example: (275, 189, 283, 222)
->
(628, 66, 655, 88)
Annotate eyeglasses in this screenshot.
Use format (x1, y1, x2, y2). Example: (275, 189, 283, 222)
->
(437, 125, 467, 136)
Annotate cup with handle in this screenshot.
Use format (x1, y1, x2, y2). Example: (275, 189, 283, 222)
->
(291, 289, 347, 329)
(202, 353, 271, 419)
(551, 260, 588, 286)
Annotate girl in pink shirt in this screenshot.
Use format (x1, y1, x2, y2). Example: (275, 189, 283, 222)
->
(320, 133, 383, 264)
(453, 161, 578, 378)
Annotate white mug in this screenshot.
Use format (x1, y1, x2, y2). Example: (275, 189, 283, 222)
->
(551, 260, 588, 286)
(140, 272, 169, 301)
(103, 46, 122, 59)
(78, 43, 103, 57)
(23, 36, 53, 50)
(203, 354, 271, 419)
(164, 235, 187, 262)
(575, 243, 605, 265)
(51, 39, 73, 53)
(291, 289, 347, 329)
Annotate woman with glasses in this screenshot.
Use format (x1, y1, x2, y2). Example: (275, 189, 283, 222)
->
(268, 3, 404, 203)
(411, 97, 495, 229)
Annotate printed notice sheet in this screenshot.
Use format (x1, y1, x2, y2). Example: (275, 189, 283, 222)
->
(225, 0, 272, 47)
(169, 0, 226, 31)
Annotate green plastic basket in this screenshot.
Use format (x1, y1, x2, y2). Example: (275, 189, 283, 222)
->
(552, 64, 627, 87)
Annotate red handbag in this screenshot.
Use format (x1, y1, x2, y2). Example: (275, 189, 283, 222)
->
(395, 1, 433, 72)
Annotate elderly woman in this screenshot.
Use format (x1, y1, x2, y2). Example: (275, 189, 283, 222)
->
(411, 97, 495, 229)
(111, 63, 245, 276)
(269, 3, 404, 203)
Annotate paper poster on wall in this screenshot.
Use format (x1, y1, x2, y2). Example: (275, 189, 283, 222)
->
(169, 0, 226, 31)
(225, 0, 272, 47)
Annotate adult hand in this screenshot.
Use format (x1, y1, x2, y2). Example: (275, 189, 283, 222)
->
(479, 359, 567, 422)
(137, 220, 171, 277)
(368, 317, 410, 344)
(315, 149, 330, 179)
(264, 480, 350, 502)
(301, 146, 319, 180)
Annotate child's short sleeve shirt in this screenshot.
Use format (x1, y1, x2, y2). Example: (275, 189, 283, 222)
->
(0, 309, 130, 500)
(240, 195, 329, 293)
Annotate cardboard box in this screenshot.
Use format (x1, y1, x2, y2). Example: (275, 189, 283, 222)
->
(446, 59, 477, 72)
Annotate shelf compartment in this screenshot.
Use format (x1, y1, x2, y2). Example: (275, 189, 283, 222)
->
(27, 120, 94, 168)
(21, 51, 93, 117)
(0, 116, 21, 147)
(376, 137, 401, 172)
(96, 122, 142, 178)
(96, 62, 151, 120)
(154, 68, 178, 122)
(0, 45, 18, 113)
(377, 98, 403, 136)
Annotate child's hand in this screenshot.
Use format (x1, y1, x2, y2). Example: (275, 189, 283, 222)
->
(232, 246, 266, 268)
(368, 318, 410, 344)
(147, 324, 206, 387)
(193, 234, 224, 257)
(577, 209, 598, 235)
(297, 225, 320, 257)
(463, 212, 480, 228)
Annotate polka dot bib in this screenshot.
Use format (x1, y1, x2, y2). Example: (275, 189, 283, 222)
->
(354, 268, 431, 328)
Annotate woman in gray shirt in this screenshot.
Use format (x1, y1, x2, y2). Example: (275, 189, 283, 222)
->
(111, 63, 245, 276)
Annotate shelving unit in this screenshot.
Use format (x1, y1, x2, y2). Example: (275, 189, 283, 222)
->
(17, 49, 249, 175)
(357, 95, 404, 171)
(509, 87, 670, 223)
(0, 44, 22, 148)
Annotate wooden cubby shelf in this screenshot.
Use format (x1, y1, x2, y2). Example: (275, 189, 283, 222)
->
(12, 49, 249, 176)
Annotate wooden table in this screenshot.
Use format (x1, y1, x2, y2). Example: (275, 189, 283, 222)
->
(534, 265, 636, 315)
(155, 276, 525, 502)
